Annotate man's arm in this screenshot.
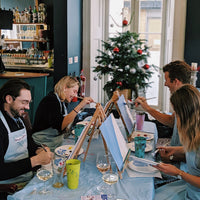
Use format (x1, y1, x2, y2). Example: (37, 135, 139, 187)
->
(135, 96, 175, 128)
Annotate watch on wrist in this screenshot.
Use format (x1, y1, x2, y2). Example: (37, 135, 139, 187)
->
(177, 170, 185, 179)
(169, 154, 174, 161)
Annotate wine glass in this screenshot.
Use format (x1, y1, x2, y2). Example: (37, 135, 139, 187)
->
(36, 164, 53, 194)
(96, 152, 111, 192)
(102, 171, 119, 200)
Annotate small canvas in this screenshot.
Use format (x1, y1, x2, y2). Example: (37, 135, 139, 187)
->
(117, 95, 135, 135)
(68, 125, 87, 159)
(100, 113, 129, 171)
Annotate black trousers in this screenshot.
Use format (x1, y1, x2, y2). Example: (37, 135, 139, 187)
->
(0, 192, 8, 200)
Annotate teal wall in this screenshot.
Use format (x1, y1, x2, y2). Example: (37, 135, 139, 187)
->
(1, 0, 34, 10)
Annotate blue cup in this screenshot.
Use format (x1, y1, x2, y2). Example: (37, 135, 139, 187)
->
(74, 124, 85, 143)
(134, 136, 146, 158)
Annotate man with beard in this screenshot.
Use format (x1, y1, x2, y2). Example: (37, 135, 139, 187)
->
(135, 60, 191, 162)
(0, 79, 53, 199)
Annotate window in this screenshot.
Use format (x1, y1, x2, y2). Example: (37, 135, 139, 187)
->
(138, 0, 163, 107)
(108, 0, 164, 109)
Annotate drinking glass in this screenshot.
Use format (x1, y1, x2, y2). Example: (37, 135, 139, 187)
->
(102, 171, 118, 200)
(36, 164, 53, 194)
(52, 155, 65, 188)
(96, 152, 111, 192)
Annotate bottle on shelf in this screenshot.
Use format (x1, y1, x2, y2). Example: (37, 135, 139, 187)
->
(28, 6, 33, 23)
(48, 51, 52, 68)
(15, 7, 20, 23)
(32, 6, 38, 23)
(12, 7, 16, 23)
(24, 8, 29, 23)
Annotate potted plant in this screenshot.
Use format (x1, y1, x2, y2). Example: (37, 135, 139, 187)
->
(93, 31, 156, 99)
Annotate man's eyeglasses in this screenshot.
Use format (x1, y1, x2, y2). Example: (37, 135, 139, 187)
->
(12, 96, 32, 105)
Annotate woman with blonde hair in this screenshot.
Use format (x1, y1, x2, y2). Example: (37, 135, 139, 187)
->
(32, 76, 93, 151)
(153, 84, 200, 199)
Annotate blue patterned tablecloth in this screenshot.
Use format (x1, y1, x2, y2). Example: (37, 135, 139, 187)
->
(8, 120, 158, 200)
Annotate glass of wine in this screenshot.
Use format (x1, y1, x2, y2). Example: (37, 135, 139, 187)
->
(96, 152, 111, 192)
(102, 171, 119, 200)
(36, 164, 53, 194)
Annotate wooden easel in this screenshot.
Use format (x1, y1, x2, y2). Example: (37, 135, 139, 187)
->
(69, 102, 130, 179)
(69, 103, 109, 162)
(99, 112, 131, 179)
(118, 149, 131, 179)
(104, 90, 134, 142)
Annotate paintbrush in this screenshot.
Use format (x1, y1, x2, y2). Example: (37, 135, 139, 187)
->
(134, 97, 157, 105)
(77, 96, 98, 104)
(40, 144, 47, 152)
(152, 141, 170, 157)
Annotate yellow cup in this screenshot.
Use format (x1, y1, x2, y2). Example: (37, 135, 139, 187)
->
(66, 159, 81, 189)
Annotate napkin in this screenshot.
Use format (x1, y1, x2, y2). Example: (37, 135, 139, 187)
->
(126, 155, 162, 178)
(126, 166, 162, 178)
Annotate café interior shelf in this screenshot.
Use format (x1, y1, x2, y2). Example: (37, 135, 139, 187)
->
(3, 23, 48, 43)
(4, 39, 47, 43)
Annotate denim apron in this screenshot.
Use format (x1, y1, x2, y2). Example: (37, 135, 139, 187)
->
(170, 116, 181, 146)
(0, 111, 33, 184)
(33, 93, 68, 151)
(185, 151, 200, 199)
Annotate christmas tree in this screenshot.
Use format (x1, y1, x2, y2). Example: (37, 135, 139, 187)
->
(93, 31, 156, 99)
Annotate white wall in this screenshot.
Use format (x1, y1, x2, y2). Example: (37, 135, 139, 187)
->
(172, 0, 187, 61)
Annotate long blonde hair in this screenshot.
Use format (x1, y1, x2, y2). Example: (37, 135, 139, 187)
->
(54, 76, 80, 101)
(170, 84, 200, 152)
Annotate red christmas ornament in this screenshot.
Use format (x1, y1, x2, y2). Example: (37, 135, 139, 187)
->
(137, 49, 143, 55)
(113, 47, 119, 53)
(143, 64, 150, 70)
(116, 81, 122, 86)
(122, 19, 128, 26)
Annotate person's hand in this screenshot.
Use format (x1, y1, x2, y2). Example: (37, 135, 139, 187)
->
(80, 97, 94, 107)
(152, 162, 180, 176)
(134, 96, 150, 111)
(158, 146, 185, 163)
(31, 148, 54, 167)
(35, 145, 51, 154)
(157, 146, 176, 163)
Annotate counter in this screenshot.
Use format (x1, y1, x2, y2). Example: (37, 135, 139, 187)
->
(5, 64, 54, 75)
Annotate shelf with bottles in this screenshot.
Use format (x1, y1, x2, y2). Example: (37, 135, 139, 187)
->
(3, 23, 48, 43)
(1, 46, 51, 67)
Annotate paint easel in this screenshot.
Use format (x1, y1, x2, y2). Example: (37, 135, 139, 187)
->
(69, 103, 109, 162)
(104, 90, 135, 142)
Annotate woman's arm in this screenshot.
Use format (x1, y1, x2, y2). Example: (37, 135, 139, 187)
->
(158, 146, 186, 163)
(153, 163, 200, 188)
(61, 97, 93, 131)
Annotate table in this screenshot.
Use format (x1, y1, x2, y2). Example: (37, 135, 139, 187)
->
(8, 121, 158, 200)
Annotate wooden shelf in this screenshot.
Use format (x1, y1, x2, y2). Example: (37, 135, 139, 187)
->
(4, 39, 47, 43)
(13, 23, 47, 26)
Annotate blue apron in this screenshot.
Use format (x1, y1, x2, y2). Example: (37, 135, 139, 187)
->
(0, 111, 33, 184)
(33, 93, 68, 152)
(170, 116, 181, 146)
(185, 151, 200, 199)
(155, 150, 200, 200)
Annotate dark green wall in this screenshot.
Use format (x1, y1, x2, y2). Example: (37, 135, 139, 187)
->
(1, 0, 34, 10)
(184, 0, 200, 87)
(184, 0, 200, 65)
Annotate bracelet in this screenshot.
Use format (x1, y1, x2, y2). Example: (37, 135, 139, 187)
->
(73, 109, 78, 113)
(178, 170, 185, 177)
(169, 154, 174, 161)
(177, 170, 185, 179)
